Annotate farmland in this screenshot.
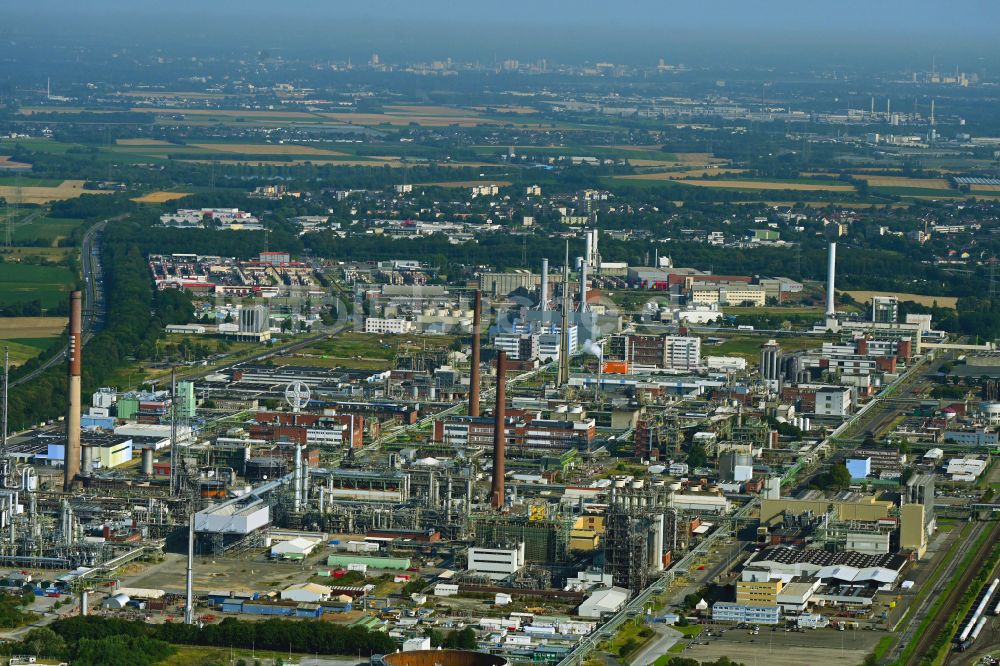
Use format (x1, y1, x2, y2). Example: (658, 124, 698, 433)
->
(0, 180, 113, 204)
(840, 290, 958, 309)
(674, 178, 856, 192)
(132, 191, 193, 204)
(7, 215, 85, 246)
(851, 174, 952, 189)
(0, 317, 66, 366)
(415, 180, 514, 188)
(190, 142, 350, 156)
(0, 263, 77, 310)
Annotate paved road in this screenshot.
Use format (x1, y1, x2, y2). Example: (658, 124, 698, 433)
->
(630, 624, 682, 666)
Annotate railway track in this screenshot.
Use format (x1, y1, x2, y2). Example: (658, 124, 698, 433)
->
(910, 520, 1000, 665)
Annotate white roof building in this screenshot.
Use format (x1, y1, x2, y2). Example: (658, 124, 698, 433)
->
(280, 582, 332, 603)
(270, 537, 321, 559)
(103, 593, 130, 609)
(578, 586, 630, 619)
(402, 637, 432, 652)
(947, 458, 987, 480)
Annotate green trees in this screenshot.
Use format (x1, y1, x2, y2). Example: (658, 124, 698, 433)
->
(814, 463, 852, 490)
(442, 626, 477, 650)
(686, 440, 708, 468)
(47, 615, 397, 658)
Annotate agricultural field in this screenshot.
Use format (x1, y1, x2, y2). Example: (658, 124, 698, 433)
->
(416, 180, 513, 188)
(132, 191, 193, 204)
(6, 214, 84, 246)
(0, 317, 66, 366)
(0, 156, 31, 170)
(0, 180, 112, 204)
(674, 178, 856, 192)
(114, 138, 175, 146)
(851, 174, 952, 189)
(840, 290, 958, 308)
(191, 142, 350, 156)
(0, 263, 77, 309)
(612, 167, 747, 179)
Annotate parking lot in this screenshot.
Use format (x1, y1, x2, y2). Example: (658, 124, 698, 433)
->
(676, 624, 884, 666)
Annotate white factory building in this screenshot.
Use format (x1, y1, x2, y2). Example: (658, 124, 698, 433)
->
(467, 543, 525, 581)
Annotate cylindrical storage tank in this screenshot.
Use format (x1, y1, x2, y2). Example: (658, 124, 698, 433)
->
(142, 448, 154, 475)
(669, 482, 682, 491)
(631, 480, 644, 489)
(613, 479, 626, 488)
(384, 651, 509, 666)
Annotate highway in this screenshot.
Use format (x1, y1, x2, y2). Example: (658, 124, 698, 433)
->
(11, 217, 110, 388)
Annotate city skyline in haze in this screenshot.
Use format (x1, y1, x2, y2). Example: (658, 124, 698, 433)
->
(4, 0, 998, 69)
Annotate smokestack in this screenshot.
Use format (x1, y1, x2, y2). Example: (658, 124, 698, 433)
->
(294, 443, 303, 512)
(539, 258, 549, 311)
(558, 241, 571, 386)
(64, 290, 82, 492)
(490, 351, 507, 509)
(469, 290, 482, 417)
(579, 261, 588, 313)
(585, 231, 593, 269)
(184, 513, 194, 625)
(826, 242, 837, 317)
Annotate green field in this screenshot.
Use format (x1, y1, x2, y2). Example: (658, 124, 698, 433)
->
(0, 337, 59, 366)
(9, 216, 83, 245)
(706, 334, 823, 364)
(473, 144, 676, 162)
(0, 263, 77, 309)
(293, 332, 456, 371)
(0, 176, 63, 186)
(872, 186, 963, 198)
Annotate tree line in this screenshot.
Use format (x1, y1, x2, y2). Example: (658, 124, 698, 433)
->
(12, 615, 398, 664)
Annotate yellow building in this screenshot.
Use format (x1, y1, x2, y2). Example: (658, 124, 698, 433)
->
(760, 497, 893, 526)
(736, 579, 784, 606)
(570, 515, 605, 551)
(899, 504, 927, 559)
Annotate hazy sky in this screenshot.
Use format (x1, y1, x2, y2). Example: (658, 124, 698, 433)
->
(7, 0, 999, 67)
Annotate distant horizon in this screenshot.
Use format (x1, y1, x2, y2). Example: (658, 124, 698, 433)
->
(3, 1, 998, 70)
